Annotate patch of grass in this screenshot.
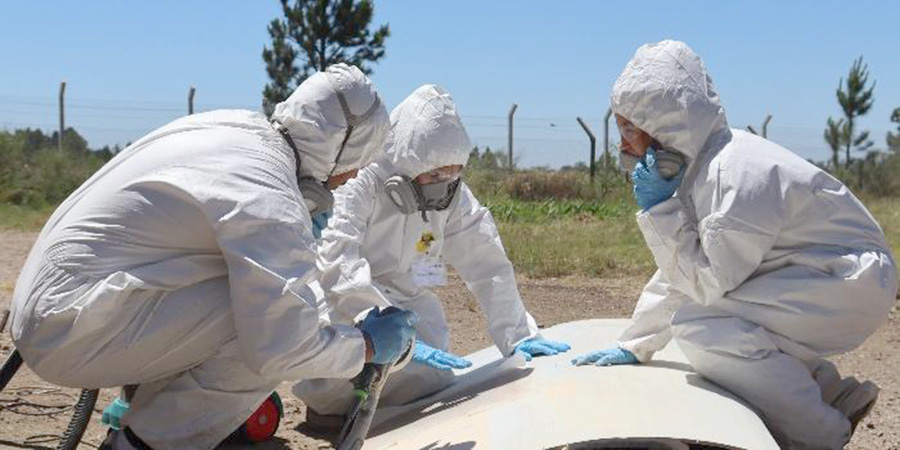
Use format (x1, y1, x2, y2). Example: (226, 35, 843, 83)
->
(498, 196, 900, 280)
(498, 213, 654, 278)
(865, 197, 900, 246)
(0, 203, 54, 231)
(485, 198, 633, 223)
(864, 197, 900, 282)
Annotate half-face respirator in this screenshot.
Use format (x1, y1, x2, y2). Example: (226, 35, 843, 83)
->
(384, 176, 461, 218)
(616, 115, 685, 180)
(619, 147, 685, 180)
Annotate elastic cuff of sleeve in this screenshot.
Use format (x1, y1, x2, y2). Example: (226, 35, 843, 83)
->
(507, 332, 541, 357)
(617, 340, 652, 364)
(332, 324, 368, 376)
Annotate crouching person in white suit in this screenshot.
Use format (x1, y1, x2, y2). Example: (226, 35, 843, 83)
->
(294, 85, 570, 423)
(9, 64, 418, 450)
(570, 41, 897, 450)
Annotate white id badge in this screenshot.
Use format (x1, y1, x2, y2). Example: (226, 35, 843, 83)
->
(411, 256, 448, 287)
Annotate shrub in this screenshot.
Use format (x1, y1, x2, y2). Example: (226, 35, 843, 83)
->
(0, 129, 112, 207)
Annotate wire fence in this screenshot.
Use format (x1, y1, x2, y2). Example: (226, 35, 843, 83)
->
(1, 92, 885, 168)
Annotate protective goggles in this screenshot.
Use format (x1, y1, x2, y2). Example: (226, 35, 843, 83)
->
(418, 165, 463, 184)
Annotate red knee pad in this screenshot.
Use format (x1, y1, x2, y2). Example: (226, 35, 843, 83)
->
(232, 392, 283, 443)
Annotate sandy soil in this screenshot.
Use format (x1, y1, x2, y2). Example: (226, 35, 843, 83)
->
(1, 231, 897, 449)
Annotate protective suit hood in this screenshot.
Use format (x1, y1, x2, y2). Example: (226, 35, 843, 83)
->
(272, 63, 389, 181)
(379, 85, 472, 178)
(611, 40, 730, 162)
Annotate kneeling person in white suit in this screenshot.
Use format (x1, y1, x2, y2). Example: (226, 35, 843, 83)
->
(9, 64, 417, 450)
(295, 85, 570, 419)
(570, 41, 897, 450)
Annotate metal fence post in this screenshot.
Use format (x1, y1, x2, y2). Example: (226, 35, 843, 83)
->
(188, 86, 196, 115)
(507, 103, 517, 172)
(577, 117, 597, 182)
(603, 108, 612, 165)
(58, 81, 66, 151)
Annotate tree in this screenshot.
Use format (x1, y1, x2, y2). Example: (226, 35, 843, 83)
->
(824, 117, 845, 169)
(262, 0, 390, 113)
(888, 107, 900, 153)
(53, 127, 89, 154)
(833, 56, 875, 168)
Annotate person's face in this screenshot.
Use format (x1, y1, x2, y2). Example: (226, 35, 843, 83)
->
(327, 169, 359, 190)
(616, 114, 653, 158)
(414, 165, 463, 185)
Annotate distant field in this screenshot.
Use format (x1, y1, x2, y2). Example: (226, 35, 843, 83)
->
(490, 200, 653, 278)
(863, 196, 900, 258)
(494, 196, 900, 279)
(2, 196, 898, 280)
(0, 204, 54, 231)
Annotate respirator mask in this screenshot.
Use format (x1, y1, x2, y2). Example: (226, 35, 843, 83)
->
(384, 167, 462, 220)
(616, 117, 685, 180)
(619, 147, 685, 180)
(273, 82, 383, 217)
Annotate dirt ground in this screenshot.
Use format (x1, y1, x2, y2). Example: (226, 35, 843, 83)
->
(1, 231, 898, 449)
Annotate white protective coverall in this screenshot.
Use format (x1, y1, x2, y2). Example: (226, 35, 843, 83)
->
(611, 40, 897, 449)
(10, 64, 389, 450)
(294, 85, 539, 414)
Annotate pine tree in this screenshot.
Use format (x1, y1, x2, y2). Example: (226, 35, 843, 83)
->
(262, 0, 390, 114)
(824, 116, 845, 169)
(834, 57, 875, 168)
(888, 107, 900, 153)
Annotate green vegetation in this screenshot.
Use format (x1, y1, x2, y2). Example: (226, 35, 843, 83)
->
(465, 165, 649, 278)
(0, 127, 112, 231)
(464, 165, 900, 279)
(262, 0, 390, 113)
(498, 216, 653, 278)
(825, 56, 875, 170)
(861, 196, 900, 253)
(2, 129, 899, 281)
(0, 128, 113, 208)
(0, 203, 55, 231)
(822, 57, 900, 194)
(487, 198, 631, 223)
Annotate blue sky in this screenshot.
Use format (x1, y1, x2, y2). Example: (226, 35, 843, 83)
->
(1, 1, 897, 167)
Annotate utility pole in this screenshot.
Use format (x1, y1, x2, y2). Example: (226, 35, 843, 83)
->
(507, 103, 517, 172)
(577, 117, 597, 182)
(58, 81, 66, 152)
(188, 86, 196, 115)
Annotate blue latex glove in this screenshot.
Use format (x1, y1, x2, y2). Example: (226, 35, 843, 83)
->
(514, 337, 572, 362)
(632, 149, 684, 211)
(412, 342, 473, 370)
(570, 347, 639, 367)
(311, 210, 332, 239)
(358, 307, 418, 365)
(101, 397, 130, 430)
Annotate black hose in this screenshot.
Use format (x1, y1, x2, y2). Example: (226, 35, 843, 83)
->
(0, 349, 23, 392)
(56, 388, 99, 450)
(2, 347, 100, 450)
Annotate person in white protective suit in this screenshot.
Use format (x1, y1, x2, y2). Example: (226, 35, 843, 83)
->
(9, 64, 419, 450)
(293, 85, 571, 420)
(569, 40, 898, 449)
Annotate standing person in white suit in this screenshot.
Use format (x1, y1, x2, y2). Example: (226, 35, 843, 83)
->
(570, 40, 897, 449)
(9, 64, 418, 450)
(295, 85, 570, 421)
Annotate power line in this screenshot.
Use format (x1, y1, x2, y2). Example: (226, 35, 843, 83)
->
(0, 120, 153, 133)
(0, 96, 259, 113)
